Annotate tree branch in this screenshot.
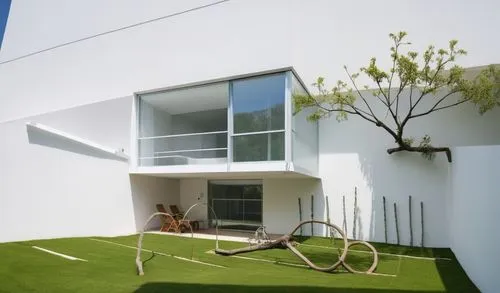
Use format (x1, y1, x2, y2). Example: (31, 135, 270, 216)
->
(387, 39, 399, 102)
(377, 80, 401, 132)
(409, 96, 467, 119)
(309, 94, 377, 120)
(375, 94, 389, 107)
(409, 59, 452, 114)
(348, 104, 400, 142)
(387, 146, 452, 162)
(394, 80, 407, 123)
(433, 99, 468, 111)
(347, 105, 379, 124)
(344, 67, 378, 120)
(409, 85, 414, 108)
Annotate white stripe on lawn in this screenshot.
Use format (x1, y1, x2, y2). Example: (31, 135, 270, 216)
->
(90, 238, 225, 269)
(298, 243, 452, 261)
(32, 246, 88, 262)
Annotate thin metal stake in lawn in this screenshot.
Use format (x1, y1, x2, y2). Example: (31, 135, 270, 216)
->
(326, 196, 331, 237)
(409, 195, 413, 246)
(310, 195, 314, 236)
(383, 196, 387, 243)
(342, 195, 347, 237)
(353, 187, 357, 239)
(394, 202, 400, 245)
(420, 201, 424, 247)
(298, 198, 303, 236)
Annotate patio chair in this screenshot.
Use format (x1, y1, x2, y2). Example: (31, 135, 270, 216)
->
(169, 204, 200, 231)
(169, 205, 184, 220)
(155, 204, 180, 233)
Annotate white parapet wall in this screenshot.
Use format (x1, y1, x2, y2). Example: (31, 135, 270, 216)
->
(449, 145, 500, 293)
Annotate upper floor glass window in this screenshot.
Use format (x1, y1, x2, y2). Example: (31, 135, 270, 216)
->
(231, 73, 286, 162)
(137, 82, 229, 166)
(232, 73, 286, 134)
(135, 70, 293, 166)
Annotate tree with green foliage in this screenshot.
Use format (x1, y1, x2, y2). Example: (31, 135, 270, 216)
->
(293, 32, 500, 162)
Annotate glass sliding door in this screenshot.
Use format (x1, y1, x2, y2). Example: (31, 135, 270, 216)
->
(208, 180, 263, 230)
(231, 73, 286, 162)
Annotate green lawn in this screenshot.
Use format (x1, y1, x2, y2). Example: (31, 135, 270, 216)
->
(0, 234, 478, 292)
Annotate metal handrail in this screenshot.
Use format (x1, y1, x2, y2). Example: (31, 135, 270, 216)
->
(138, 130, 228, 140)
(154, 147, 227, 155)
(231, 129, 284, 137)
(212, 198, 262, 202)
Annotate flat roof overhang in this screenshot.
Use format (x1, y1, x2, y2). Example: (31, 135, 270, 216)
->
(134, 66, 311, 97)
(129, 162, 318, 179)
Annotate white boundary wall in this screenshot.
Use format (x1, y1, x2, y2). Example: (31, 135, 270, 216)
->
(448, 146, 500, 293)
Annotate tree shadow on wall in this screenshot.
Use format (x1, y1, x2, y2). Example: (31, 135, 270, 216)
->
(318, 107, 482, 292)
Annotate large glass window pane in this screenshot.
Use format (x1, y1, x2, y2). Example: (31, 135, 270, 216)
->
(232, 73, 286, 133)
(233, 132, 284, 162)
(137, 82, 229, 166)
(208, 182, 263, 229)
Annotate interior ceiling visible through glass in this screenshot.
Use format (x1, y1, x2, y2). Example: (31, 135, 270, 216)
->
(139, 82, 229, 115)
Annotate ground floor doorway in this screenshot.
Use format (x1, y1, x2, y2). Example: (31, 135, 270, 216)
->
(208, 179, 263, 231)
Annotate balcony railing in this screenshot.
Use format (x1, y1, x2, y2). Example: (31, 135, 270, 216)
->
(138, 131, 228, 166)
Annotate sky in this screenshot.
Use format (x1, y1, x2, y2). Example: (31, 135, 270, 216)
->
(0, 0, 11, 49)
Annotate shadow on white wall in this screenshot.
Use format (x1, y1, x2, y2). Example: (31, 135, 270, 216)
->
(26, 125, 128, 162)
(316, 95, 500, 247)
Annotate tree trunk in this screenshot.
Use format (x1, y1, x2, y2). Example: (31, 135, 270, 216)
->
(387, 145, 452, 162)
(214, 235, 291, 256)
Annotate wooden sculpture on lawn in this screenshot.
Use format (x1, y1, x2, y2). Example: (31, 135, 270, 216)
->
(136, 204, 378, 275)
(215, 220, 378, 274)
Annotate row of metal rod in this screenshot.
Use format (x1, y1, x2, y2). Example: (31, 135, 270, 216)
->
(298, 189, 425, 247)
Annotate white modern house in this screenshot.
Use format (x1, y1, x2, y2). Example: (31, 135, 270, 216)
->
(0, 1, 499, 291)
(130, 67, 320, 232)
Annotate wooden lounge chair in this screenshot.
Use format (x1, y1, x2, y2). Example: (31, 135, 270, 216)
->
(169, 205, 184, 220)
(156, 204, 180, 232)
(169, 204, 200, 231)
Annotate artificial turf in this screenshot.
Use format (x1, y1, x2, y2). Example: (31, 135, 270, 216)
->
(0, 234, 478, 293)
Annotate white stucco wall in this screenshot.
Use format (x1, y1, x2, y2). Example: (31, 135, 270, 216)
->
(2, 0, 499, 123)
(448, 146, 500, 293)
(180, 178, 208, 224)
(130, 175, 180, 230)
(316, 87, 500, 247)
(0, 97, 136, 243)
(263, 178, 323, 236)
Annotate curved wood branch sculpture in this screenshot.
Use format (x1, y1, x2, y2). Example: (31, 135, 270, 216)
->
(215, 220, 378, 274)
(135, 212, 193, 275)
(136, 203, 220, 275)
(135, 208, 378, 275)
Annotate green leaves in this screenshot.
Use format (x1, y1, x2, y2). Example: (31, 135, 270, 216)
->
(402, 137, 415, 146)
(361, 58, 389, 83)
(418, 135, 436, 161)
(292, 30, 500, 162)
(456, 64, 500, 114)
(293, 72, 358, 122)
